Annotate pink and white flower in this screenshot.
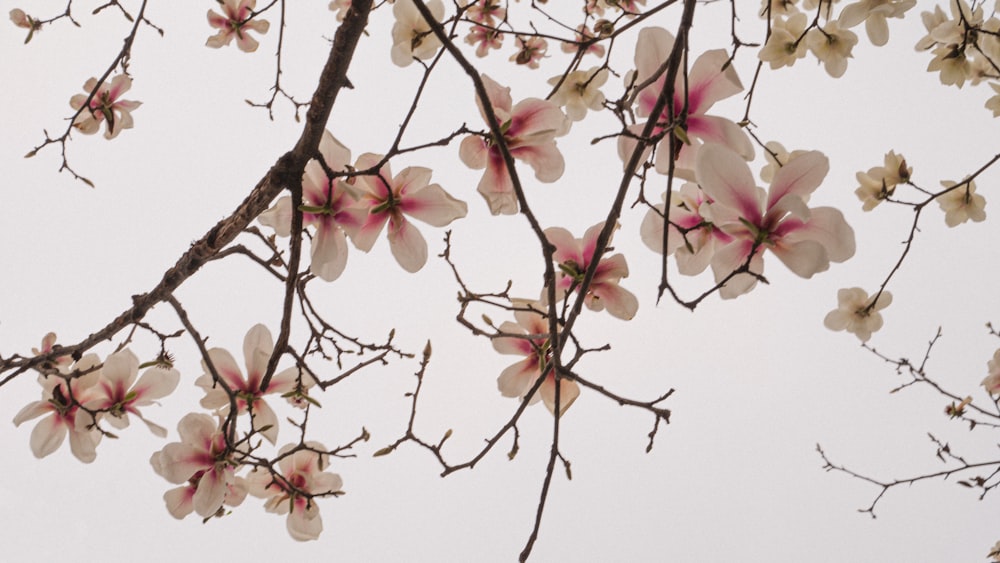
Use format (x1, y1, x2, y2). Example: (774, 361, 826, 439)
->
(329, 0, 352, 21)
(194, 324, 313, 444)
(493, 302, 579, 416)
(694, 144, 855, 298)
(981, 349, 1000, 394)
(247, 442, 343, 541)
(69, 75, 141, 140)
(510, 36, 547, 68)
(618, 27, 753, 179)
(83, 349, 179, 437)
(545, 222, 638, 320)
(459, 74, 569, 215)
(349, 154, 468, 273)
(640, 183, 733, 276)
(206, 0, 270, 53)
(259, 131, 363, 282)
(150, 413, 247, 518)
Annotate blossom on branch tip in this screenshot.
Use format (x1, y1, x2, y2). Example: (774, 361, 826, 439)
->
(758, 12, 808, 69)
(639, 183, 733, 276)
(545, 222, 638, 320)
(150, 413, 248, 518)
(854, 150, 910, 211)
(464, 0, 504, 26)
(937, 179, 986, 227)
(83, 349, 179, 438)
(349, 153, 468, 272)
(13, 354, 103, 462)
(391, 0, 444, 67)
(459, 74, 569, 215)
(823, 287, 892, 342)
(329, 0, 352, 21)
(694, 144, 855, 298)
(465, 25, 503, 57)
(548, 67, 608, 121)
(31, 332, 73, 373)
(69, 75, 141, 140)
(206, 0, 270, 53)
(805, 21, 858, 78)
(618, 27, 753, 180)
(838, 0, 916, 47)
(493, 302, 579, 416)
(247, 443, 343, 541)
(510, 36, 547, 68)
(560, 24, 605, 58)
(194, 324, 313, 444)
(10, 8, 40, 42)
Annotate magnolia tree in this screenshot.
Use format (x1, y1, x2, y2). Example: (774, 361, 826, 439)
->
(4, 0, 1000, 560)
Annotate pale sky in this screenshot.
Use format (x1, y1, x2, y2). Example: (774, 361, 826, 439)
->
(2, 2, 999, 562)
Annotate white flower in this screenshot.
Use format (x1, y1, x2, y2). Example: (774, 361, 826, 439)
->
(937, 179, 986, 227)
(391, 0, 444, 67)
(758, 12, 808, 69)
(547, 67, 608, 121)
(806, 21, 858, 78)
(854, 150, 910, 211)
(981, 350, 1000, 394)
(823, 287, 892, 342)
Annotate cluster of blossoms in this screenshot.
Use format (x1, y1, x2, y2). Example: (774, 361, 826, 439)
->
(14, 334, 179, 462)
(759, 0, 915, 77)
(259, 130, 468, 278)
(151, 324, 341, 540)
(854, 150, 911, 211)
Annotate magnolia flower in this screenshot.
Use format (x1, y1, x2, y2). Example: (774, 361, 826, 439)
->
(459, 74, 569, 215)
(586, 0, 646, 16)
(758, 12, 808, 69)
(83, 349, 179, 437)
(391, 0, 444, 67)
(838, 0, 916, 46)
(14, 354, 103, 462)
(31, 332, 73, 374)
(759, 141, 809, 183)
(823, 287, 892, 342)
(981, 350, 1000, 394)
(194, 324, 314, 444)
(69, 75, 141, 140)
(987, 83, 1000, 117)
(10, 8, 40, 42)
(937, 179, 986, 227)
(247, 442, 343, 541)
(259, 131, 363, 282)
(329, 0, 352, 21)
(694, 144, 855, 298)
(806, 21, 858, 78)
(465, 25, 503, 57)
(618, 27, 753, 179)
(206, 0, 270, 53)
(548, 67, 608, 121)
(639, 183, 733, 275)
(989, 540, 1000, 562)
(510, 36, 547, 68)
(464, 0, 505, 25)
(545, 223, 638, 320)
(560, 24, 606, 58)
(855, 150, 911, 210)
(349, 153, 468, 272)
(493, 302, 579, 416)
(150, 413, 247, 518)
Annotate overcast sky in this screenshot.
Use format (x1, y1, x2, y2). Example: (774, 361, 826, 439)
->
(2, 2, 999, 561)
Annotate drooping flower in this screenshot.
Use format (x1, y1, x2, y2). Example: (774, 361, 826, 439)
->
(823, 287, 892, 342)
(854, 150, 911, 211)
(694, 144, 855, 298)
(758, 12, 808, 69)
(68, 75, 142, 140)
(82, 349, 179, 437)
(465, 25, 503, 57)
(348, 154, 468, 273)
(464, 0, 505, 25)
(206, 0, 270, 53)
(259, 131, 363, 282)
(805, 21, 858, 78)
(10, 8, 40, 42)
(13, 354, 103, 462)
(838, 0, 916, 47)
(510, 35, 547, 68)
(194, 324, 313, 444)
(545, 222, 638, 320)
(391, 0, 444, 67)
(493, 302, 579, 416)
(937, 179, 986, 227)
(150, 413, 247, 518)
(560, 24, 606, 58)
(618, 27, 753, 179)
(547, 67, 609, 121)
(247, 442, 343, 541)
(459, 74, 569, 215)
